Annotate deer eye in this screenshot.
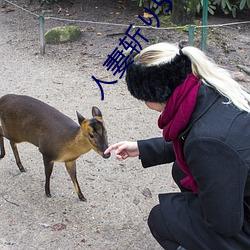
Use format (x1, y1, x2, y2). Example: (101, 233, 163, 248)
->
(89, 133, 94, 139)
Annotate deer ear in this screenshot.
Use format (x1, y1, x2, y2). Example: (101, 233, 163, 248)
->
(76, 111, 85, 125)
(92, 106, 102, 118)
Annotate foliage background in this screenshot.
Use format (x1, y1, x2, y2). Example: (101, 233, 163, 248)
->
(38, 0, 250, 19)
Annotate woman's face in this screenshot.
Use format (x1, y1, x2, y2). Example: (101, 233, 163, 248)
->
(145, 102, 166, 112)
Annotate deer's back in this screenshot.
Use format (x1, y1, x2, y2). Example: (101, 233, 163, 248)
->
(0, 94, 79, 148)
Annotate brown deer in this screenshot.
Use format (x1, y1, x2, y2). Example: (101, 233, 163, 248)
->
(0, 94, 110, 201)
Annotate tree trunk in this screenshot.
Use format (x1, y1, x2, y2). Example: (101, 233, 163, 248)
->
(171, 0, 198, 25)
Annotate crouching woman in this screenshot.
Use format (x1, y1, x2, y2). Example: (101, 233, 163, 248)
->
(105, 42, 250, 249)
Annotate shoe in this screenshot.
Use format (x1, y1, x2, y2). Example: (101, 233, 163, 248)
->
(176, 246, 187, 250)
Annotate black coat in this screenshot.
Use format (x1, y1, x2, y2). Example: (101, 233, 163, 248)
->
(138, 84, 250, 250)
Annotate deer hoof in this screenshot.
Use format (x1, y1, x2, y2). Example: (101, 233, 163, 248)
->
(79, 196, 87, 202)
(46, 193, 52, 198)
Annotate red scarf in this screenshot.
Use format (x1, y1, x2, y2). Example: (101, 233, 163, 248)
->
(158, 73, 201, 194)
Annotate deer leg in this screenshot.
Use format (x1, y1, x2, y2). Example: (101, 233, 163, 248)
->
(43, 155, 54, 198)
(65, 161, 86, 202)
(10, 141, 25, 172)
(0, 127, 5, 159)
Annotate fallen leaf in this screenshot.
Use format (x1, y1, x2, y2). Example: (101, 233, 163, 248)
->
(51, 223, 67, 231)
(143, 12, 154, 18)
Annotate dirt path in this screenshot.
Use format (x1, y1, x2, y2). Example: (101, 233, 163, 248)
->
(0, 2, 175, 250)
(0, 1, 249, 249)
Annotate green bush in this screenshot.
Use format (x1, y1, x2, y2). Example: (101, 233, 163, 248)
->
(136, 0, 171, 15)
(198, 0, 250, 18)
(136, 0, 250, 18)
(196, 0, 216, 15)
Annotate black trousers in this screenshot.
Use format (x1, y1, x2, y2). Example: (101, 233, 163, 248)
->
(148, 162, 250, 250)
(148, 162, 188, 250)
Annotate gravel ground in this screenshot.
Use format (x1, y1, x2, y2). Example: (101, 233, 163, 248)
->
(0, 1, 249, 249)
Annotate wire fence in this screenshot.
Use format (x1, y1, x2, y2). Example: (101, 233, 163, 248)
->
(2, 0, 250, 55)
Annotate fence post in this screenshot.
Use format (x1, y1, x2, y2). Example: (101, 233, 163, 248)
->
(39, 11, 45, 55)
(188, 25, 195, 46)
(202, 0, 208, 51)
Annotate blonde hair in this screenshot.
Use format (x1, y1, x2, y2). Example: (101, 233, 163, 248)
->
(134, 42, 250, 113)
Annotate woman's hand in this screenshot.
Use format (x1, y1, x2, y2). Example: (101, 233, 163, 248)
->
(104, 141, 139, 160)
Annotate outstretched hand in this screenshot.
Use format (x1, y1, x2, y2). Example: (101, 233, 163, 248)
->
(104, 141, 139, 160)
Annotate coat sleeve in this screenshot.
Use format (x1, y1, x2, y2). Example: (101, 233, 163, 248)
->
(185, 136, 249, 237)
(137, 137, 175, 168)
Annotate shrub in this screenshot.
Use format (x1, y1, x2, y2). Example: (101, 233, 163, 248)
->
(136, 0, 250, 18)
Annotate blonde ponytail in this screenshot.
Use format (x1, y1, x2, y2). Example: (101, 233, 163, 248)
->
(182, 46, 250, 112)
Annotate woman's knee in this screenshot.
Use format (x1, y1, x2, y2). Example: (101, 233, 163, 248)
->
(148, 204, 161, 233)
(148, 205, 179, 249)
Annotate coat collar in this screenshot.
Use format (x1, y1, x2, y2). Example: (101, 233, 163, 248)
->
(179, 83, 220, 140)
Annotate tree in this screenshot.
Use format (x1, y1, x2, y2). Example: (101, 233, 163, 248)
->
(171, 0, 198, 25)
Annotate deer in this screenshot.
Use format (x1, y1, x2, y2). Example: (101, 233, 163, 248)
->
(0, 94, 111, 201)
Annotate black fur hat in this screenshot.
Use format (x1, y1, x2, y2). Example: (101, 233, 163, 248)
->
(125, 52, 192, 103)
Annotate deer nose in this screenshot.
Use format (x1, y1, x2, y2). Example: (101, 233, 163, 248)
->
(103, 152, 111, 159)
